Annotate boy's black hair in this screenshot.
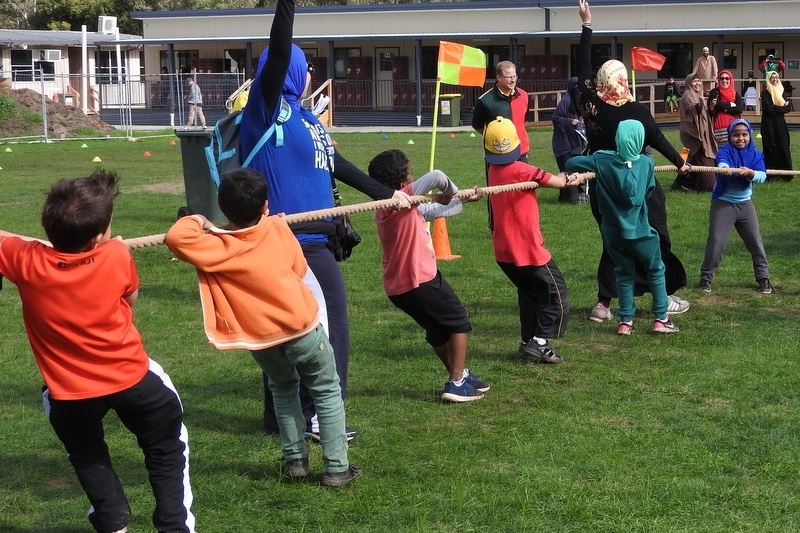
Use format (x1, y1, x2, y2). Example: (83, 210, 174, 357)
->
(218, 168, 269, 228)
(368, 149, 409, 191)
(41, 169, 119, 253)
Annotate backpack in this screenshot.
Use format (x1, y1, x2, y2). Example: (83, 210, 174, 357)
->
(203, 97, 292, 187)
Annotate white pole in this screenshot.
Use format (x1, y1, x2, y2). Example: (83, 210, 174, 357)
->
(81, 25, 88, 115)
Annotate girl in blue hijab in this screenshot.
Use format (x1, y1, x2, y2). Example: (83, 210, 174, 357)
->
(699, 118, 772, 294)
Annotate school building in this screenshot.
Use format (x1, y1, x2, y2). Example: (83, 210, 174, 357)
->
(2, 0, 799, 127)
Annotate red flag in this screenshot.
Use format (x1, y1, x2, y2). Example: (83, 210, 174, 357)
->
(630, 47, 667, 71)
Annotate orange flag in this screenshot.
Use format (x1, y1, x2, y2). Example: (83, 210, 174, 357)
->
(630, 47, 667, 71)
(437, 41, 487, 87)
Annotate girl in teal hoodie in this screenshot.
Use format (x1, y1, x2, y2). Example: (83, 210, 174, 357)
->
(567, 120, 678, 335)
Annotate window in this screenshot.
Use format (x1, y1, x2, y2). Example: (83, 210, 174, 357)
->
(33, 60, 55, 81)
(95, 50, 127, 84)
(334, 47, 360, 79)
(570, 44, 624, 76)
(657, 43, 693, 78)
(10, 49, 33, 82)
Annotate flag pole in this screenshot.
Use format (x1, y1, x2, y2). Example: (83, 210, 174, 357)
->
(430, 78, 442, 172)
(631, 68, 637, 101)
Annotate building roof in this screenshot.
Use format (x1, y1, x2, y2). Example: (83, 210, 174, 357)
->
(0, 29, 142, 48)
(129, 0, 800, 45)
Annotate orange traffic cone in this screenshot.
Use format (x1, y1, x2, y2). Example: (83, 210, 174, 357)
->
(432, 218, 460, 261)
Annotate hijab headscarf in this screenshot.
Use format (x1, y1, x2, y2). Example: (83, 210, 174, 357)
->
(596, 60, 634, 107)
(716, 69, 736, 103)
(722, 118, 761, 168)
(680, 73, 717, 159)
(681, 73, 703, 106)
(765, 71, 786, 106)
(255, 43, 309, 110)
(615, 119, 644, 166)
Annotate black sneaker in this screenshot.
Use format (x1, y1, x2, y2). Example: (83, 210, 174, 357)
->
(698, 280, 712, 293)
(758, 278, 773, 294)
(520, 339, 564, 364)
(282, 458, 309, 480)
(321, 464, 362, 488)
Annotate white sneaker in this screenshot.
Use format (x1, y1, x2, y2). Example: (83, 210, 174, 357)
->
(667, 294, 690, 315)
(589, 301, 612, 322)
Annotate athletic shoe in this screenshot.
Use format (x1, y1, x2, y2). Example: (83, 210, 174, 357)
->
(464, 369, 490, 392)
(305, 427, 358, 443)
(321, 464, 362, 488)
(666, 294, 690, 314)
(698, 280, 712, 293)
(652, 317, 680, 334)
(589, 301, 612, 322)
(441, 379, 484, 403)
(617, 321, 633, 336)
(520, 339, 564, 364)
(758, 278, 773, 294)
(282, 458, 309, 479)
(515, 342, 526, 359)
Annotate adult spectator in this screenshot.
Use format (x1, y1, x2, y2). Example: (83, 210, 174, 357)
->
(574, 0, 690, 322)
(694, 46, 718, 94)
(472, 60, 529, 162)
(741, 70, 758, 111)
(185, 77, 206, 128)
(708, 70, 743, 147)
(551, 77, 586, 204)
(759, 54, 785, 79)
(239, 0, 411, 439)
(671, 73, 717, 192)
(760, 71, 793, 177)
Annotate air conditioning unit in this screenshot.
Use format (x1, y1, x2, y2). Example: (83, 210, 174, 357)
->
(42, 49, 61, 62)
(98, 16, 118, 35)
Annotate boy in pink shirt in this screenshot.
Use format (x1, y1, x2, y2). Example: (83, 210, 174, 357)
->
(369, 149, 488, 402)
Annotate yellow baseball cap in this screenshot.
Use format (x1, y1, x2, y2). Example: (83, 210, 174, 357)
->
(484, 116, 521, 165)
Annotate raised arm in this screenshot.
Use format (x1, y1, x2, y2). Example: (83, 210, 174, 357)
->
(256, 0, 295, 117)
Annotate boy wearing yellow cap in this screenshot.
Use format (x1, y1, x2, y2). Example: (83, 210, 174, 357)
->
(484, 116, 582, 363)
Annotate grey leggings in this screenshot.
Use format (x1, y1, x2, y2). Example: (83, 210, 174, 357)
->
(700, 198, 769, 283)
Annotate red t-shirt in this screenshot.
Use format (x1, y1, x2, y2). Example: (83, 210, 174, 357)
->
(488, 161, 554, 267)
(0, 237, 149, 400)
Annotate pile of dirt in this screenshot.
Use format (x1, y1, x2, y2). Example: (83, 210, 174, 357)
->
(0, 84, 115, 138)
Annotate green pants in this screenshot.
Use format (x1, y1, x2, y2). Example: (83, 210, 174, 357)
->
(601, 226, 668, 322)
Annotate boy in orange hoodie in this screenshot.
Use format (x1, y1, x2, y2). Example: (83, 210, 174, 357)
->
(166, 167, 360, 487)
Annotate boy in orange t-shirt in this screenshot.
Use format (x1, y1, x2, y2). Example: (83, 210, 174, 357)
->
(0, 170, 195, 533)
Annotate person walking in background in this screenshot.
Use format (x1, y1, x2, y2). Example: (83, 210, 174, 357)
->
(575, 0, 691, 324)
(185, 77, 206, 127)
(694, 46, 718, 94)
(699, 119, 773, 295)
(760, 71, 793, 177)
(484, 116, 583, 364)
(708, 70, 743, 147)
(671, 73, 717, 192)
(552, 77, 587, 204)
(166, 168, 362, 487)
(663, 76, 681, 114)
(567, 120, 679, 335)
(0, 171, 196, 533)
(368, 149, 489, 403)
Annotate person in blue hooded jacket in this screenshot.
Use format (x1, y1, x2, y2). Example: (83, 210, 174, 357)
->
(567, 120, 678, 335)
(239, 0, 411, 440)
(551, 77, 586, 204)
(699, 118, 772, 295)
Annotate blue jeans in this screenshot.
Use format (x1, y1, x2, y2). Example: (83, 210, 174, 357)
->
(251, 326, 349, 473)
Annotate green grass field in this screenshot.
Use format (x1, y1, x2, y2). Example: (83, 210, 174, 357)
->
(1, 129, 799, 532)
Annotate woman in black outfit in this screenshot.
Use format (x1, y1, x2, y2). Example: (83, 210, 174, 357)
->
(574, 0, 691, 322)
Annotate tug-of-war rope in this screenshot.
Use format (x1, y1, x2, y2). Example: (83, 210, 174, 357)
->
(122, 164, 800, 251)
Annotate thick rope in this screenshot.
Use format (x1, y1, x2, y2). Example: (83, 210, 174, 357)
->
(120, 166, 797, 250)
(122, 181, 542, 250)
